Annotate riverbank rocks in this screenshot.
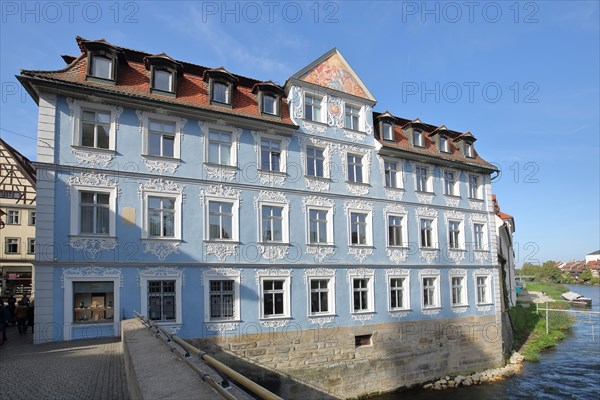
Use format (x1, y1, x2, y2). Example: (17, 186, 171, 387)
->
(423, 352, 525, 390)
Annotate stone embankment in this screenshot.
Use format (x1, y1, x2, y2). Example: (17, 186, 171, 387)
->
(423, 352, 525, 390)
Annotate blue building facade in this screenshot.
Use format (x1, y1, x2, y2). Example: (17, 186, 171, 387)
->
(21, 38, 503, 395)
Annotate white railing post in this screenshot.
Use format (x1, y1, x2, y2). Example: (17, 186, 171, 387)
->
(546, 302, 549, 334)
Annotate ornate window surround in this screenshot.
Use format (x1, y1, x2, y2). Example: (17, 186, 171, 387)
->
(138, 179, 184, 241)
(200, 184, 242, 243)
(415, 207, 439, 251)
(442, 167, 461, 198)
(377, 154, 405, 195)
(68, 173, 118, 238)
(304, 268, 336, 321)
(69, 98, 120, 152)
(347, 268, 376, 318)
(474, 268, 494, 308)
(344, 200, 374, 248)
(414, 163, 434, 194)
(256, 269, 292, 326)
(419, 269, 441, 314)
(299, 136, 334, 192)
(136, 110, 185, 160)
(198, 120, 241, 181)
(384, 203, 409, 250)
(254, 190, 290, 245)
(303, 196, 335, 246)
(385, 268, 411, 317)
(341, 144, 371, 196)
(202, 267, 242, 327)
(444, 210, 466, 251)
(250, 130, 291, 186)
(138, 266, 183, 326)
(448, 268, 469, 313)
(469, 213, 490, 261)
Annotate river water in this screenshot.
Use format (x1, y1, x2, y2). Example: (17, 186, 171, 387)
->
(374, 284, 600, 400)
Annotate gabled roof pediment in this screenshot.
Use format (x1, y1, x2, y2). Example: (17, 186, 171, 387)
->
(290, 49, 376, 102)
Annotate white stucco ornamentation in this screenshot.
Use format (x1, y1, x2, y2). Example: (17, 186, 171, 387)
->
(137, 179, 185, 200)
(308, 316, 335, 327)
(305, 178, 330, 192)
(351, 313, 374, 324)
(200, 184, 242, 202)
(204, 165, 237, 181)
(416, 193, 435, 204)
(205, 242, 238, 262)
(422, 309, 441, 316)
(62, 266, 122, 288)
(348, 247, 373, 263)
(384, 203, 406, 215)
(326, 95, 344, 128)
(306, 245, 336, 263)
(343, 129, 367, 142)
(255, 268, 292, 286)
(346, 268, 375, 283)
(384, 189, 404, 201)
(477, 305, 492, 312)
(386, 249, 408, 264)
(67, 173, 121, 198)
(302, 196, 335, 211)
(260, 320, 289, 329)
(68, 238, 118, 258)
(292, 86, 303, 119)
(469, 200, 484, 210)
(253, 190, 288, 209)
(343, 200, 373, 214)
(302, 120, 328, 135)
(415, 207, 438, 218)
(303, 268, 335, 283)
(444, 210, 465, 222)
(448, 250, 466, 264)
(257, 171, 285, 186)
(420, 250, 439, 264)
(345, 183, 370, 196)
(142, 158, 180, 175)
(137, 266, 184, 286)
(142, 240, 181, 261)
(257, 243, 289, 261)
(205, 322, 239, 333)
(474, 251, 490, 262)
(445, 196, 460, 207)
(71, 148, 114, 167)
(200, 267, 241, 285)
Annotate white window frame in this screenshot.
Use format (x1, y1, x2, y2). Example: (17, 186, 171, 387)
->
(387, 272, 410, 312)
(200, 122, 241, 169)
(420, 273, 441, 310)
(5, 238, 19, 254)
(468, 174, 482, 199)
(348, 210, 372, 247)
(419, 217, 438, 249)
(257, 200, 290, 244)
(205, 199, 239, 242)
(90, 54, 113, 80)
(413, 130, 424, 147)
(383, 158, 403, 189)
(440, 136, 450, 153)
(449, 270, 468, 307)
(71, 100, 118, 152)
(386, 212, 408, 248)
(203, 269, 241, 323)
(141, 190, 183, 240)
(304, 93, 324, 123)
(27, 238, 35, 255)
(252, 131, 290, 175)
(306, 206, 334, 245)
(305, 144, 329, 178)
(305, 269, 336, 318)
(258, 275, 292, 320)
(152, 69, 174, 93)
(344, 102, 362, 132)
(28, 211, 36, 226)
(443, 169, 459, 196)
(474, 272, 493, 305)
(415, 164, 431, 192)
(348, 269, 375, 315)
(472, 221, 488, 251)
(139, 270, 183, 326)
(447, 219, 465, 250)
(465, 142, 474, 157)
(70, 185, 117, 237)
(7, 209, 20, 225)
(382, 122, 394, 141)
(346, 153, 365, 183)
(140, 112, 183, 159)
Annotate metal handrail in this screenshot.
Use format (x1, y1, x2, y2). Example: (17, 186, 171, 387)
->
(134, 312, 283, 400)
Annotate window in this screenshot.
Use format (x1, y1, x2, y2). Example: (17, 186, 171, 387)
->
(80, 191, 110, 235)
(355, 334, 372, 347)
(148, 197, 176, 238)
(465, 142, 474, 157)
(146, 120, 175, 157)
(388, 215, 404, 247)
(261, 279, 289, 318)
(27, 238, 35, 254)
(451, 276, 466, 306)
(444, 171, 456, 196)
(262, 94, 277, 115)
(476, 275, 491, 304)
(73, 281, 115, 324)
(305, 94, 322, 122)
(353, 278, 370, 312)
(383, 123, 394, 141)
(413, 130, 424, 147)
(212, 82, 230, 104)
(7, 210, 20, 225)
(260, 139, 281, 172)
(345, 105, 360, 130)
(90, 55, 112, 80)
(469, 175, 480, 199)
(306, 146, 325, 177)
(28, 211, 36, 226)
(153, 69, 173, 92)
(384, 161, 399, 188)
(148, 280, 176, 322)
(261, 205, 284, 242)
(420, 218, 435, 248)
(5, 238, 19, 254)
(209, 201, 234, 240)
(309, 279, 331, 315)
(415, 166, 429, 192)
(308, 209, 329, 244)
(347, 154, 364, 183)
(209, 280, 235, 320)
(448, 221, 461, 249)
(350, 212, 368, 245)
(81, 109, 111, 149)
(389, 277, 407, 310)
(208, 131, 232, 165)
(422, 276, 439, 308)
(474, 223, 485, 250)
(440, 136, 449, 153)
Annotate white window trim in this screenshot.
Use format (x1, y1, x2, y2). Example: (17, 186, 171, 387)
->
(258, 274, 292, 320)
(256, 200, 290, 244)
(443, 168, 460, 197)
(385, 211, 409, 248)
(413, 129, 424, 147)
(71, 99, 119, 152)
(381, 156, 404, 190)
(303, 195, 336, 245)
(386, 270, 411, 312)
(204, 197, 240, 242)
(382, 122, 394, 141)
(419, 270, 441, 310)
(251, 131, 291, 175)
(468, 174, 483, 200)
(344, 201, 374, 247)
(138, 111, 183, 159)
(301, 137, 333, 180)
(303, 92, 325, 124)
(348, 269, 375, 315)
(139, 269, 183, 325)
(447, 219, 466, 250)
(203, 268, 241, 323)
(418, 216, 439, 250)
(415, 164, 432, 192)
(7, 209, 20, 225)
(470, 216, 489, 252)
(69, 185, 117, 237)
(305, 268, 336, 318)
(343, 101, 363, 132)
(199, 121, 241, 168)
(140, 190, 183, 240)
(474, 271, 493, 305)
(448, 269, 469, 307)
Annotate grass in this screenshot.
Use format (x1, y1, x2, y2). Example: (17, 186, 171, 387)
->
(511, 283, 575, 361)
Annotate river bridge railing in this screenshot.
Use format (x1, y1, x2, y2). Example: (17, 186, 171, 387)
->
(535, 302, 600, 339)
(134, 311, 283, 400)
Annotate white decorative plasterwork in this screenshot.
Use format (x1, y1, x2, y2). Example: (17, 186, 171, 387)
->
(419, 268, 440, 279)
(343, 200, 374, 214)
(346, 268, 375, 283)
(260, 320, 289, 329)
(469, 200, 484, 210)
(451, 306, 469, 315)
(415, 206, 438, 218)
(348, 247, 373, 263)
(305, 178, 330, 192)
(345, 183, 370, 196)
(255, 268, 292, 286)
(351, 313, 374, 324)
(340, 144, 372, 194)
(68, 238, 117, 258)
(137, 178, 185, 200)
(302, 196, 335, 212)
(474, 251, 490, 262)
(444, 210, 465, 222)
(385, 188, 405, 201)
(143, 158, 180, 175)
(205, 242, 238, 262)
(200, 267, 242, 285)
(71, 148, 114, 168)
(257, 171, 286, 186)
(326, 95, 344, 128)
(306, 245, 336, 263)
(142, 241, 181, 261)
(62, 266, 122, 288)
(303, 268, 335, 284)
(308, 316, 335, 327)
(385, 268, 410, 277)
(257, 243, 289, 261)
(384, 203, 406, 215)
(253, 190, 289, 209)
(302, 120, 328, 135)
(364, 106, 373, 135)
(205, 164, 237, 182)
(200, 184, 242, 203)
(420, 250, 439, 264)
(137, 266, 184, 286)
(470, 213, 488, 222)
(67, 173, 121, 198)
(386, 249, 408, 264)
(343, 129, 366, 142)
(292, 86, 303, 119)
(448, 250, 466, 264)
(477, 305, 492, 312)
(423, 309, 441, 316)
(445, 196, 460, 207)
(416, 192, 435, 204)
(205, 322, 239, 333)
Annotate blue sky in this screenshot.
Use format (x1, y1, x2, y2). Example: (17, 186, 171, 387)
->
(1, 1, 598, 264)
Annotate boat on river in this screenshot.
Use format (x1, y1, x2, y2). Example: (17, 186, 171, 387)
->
(561, 291, 592, 308)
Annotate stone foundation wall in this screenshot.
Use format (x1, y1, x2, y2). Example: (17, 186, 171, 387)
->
(193, 314, 504, 398)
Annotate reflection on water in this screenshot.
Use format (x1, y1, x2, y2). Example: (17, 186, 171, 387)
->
(374, 285, 600, 400)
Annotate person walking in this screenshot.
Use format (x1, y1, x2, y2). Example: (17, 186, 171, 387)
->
(27, 299, 35, 334)
(7, 295, 16, 326)
(15, 300, 29, 335)
(0, 299, 8, 346)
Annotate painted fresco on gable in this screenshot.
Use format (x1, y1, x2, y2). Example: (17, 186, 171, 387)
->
(300, 53, 367, 98)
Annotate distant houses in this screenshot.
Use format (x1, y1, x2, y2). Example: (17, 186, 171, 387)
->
(556, 254, 600, 279)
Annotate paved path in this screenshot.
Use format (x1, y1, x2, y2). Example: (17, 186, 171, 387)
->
(0, 325, 129, 400)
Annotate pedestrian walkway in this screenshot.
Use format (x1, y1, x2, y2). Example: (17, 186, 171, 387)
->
(0, 325, 129, 400)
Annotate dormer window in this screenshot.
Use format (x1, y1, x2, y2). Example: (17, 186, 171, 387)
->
(144, 53, 183, 97)
(440, 136, 449, 153)
(465, 142, 474, 157)
(253, 81, 284, 118)
(78, 38, 123, 84)
(263, 94, 277, 115)
(204, 68, 238, 108)
(344, 105, 360, 131)
(212, 82, 230, 104)
(91, 55, 113, 80)
(383, 123, 394, 141)
(413, 130, 424, 147)
(153, 69, 173, 92)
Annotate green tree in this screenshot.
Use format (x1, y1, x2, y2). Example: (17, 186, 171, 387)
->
(579, 268, 593, 282)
